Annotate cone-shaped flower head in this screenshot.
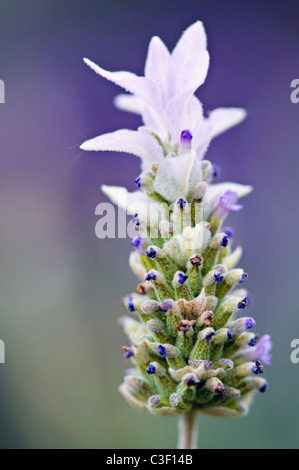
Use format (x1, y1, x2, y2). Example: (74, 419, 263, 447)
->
(82, 21, 272, 419)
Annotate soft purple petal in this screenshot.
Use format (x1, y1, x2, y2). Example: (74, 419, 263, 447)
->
(240, 335, 273, 366)
(205, 183, 253, 219)
(229, 203, 243, 212)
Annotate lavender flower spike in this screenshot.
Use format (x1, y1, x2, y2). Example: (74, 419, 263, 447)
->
(81, 20, 271, 449)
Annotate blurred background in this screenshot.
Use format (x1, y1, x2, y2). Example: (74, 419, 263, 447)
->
(0, 0, 298, 449)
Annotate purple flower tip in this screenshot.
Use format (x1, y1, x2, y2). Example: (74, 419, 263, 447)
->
(252, 360, 264, 375)
(214, 272, 224, 283)
(146, 247, 157, 258)
(221, 235, 229, 247)
(146, 364, 156, 375)
(159, 300, 172, 313)
(184, 375, 198, 387)
(180, 129, 193, 143)
(189, 254, 202, 266)
(122, 346, 135, 359)
(134, 176, 141, 188)
(177, 198, 187, 210)
(215, 385, 225, 395)
(127, 296, 135, 312)
(132, 213, 140, 226)
(227, 330, 234, 340)
(259, 382, 268, 393)
(238, 297, 248, 309)
(204, 331, 215, 343)
(212, 163, 221, 178)
(248, 335, 259, 347)
(158, 344, 167, 358)
(222, 227, 235, 238)
(245, 318, 256, 330)
(239, 272, 248, 284)
(145, 271, 157, 281)
(131, 236, 142, 249)
(124, 349, 134, 359)
(178, 272, 188, 284)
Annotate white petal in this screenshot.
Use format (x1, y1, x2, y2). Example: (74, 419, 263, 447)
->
(83, 58, 162, 111)
(172, 21, 207, 64)
(153, 151, 202, 202)
(207, 108, 247, 138)
(102, 185, 169, 230)
(101, 185, 148, 213)
(166, 94, 204, 146)
(145, 36, 175, 103)
(181, 95, 204, 132)
(192, 119, 213, 160)
(114, 94, 167, 140)
(172, 22, 209, 92)
(177, 51, 210, 94)
(80, 129, 164, 164)
(164, 90, 194, 144)
(114, 94, 144, 115)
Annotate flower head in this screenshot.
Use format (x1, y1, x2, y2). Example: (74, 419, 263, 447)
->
(82, 21, 271, 424)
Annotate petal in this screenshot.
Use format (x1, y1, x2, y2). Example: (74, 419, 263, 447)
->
(153, 151, 202, 202)
(172, 21, 207, 64)
(80, 129, 164, 165)
(102, 185, 169, 227)
(176, 51, 210, 94)
(114, 94, 168, 139)
(193, 119, 213, 159)
(101, 185, 149, 214)
(205, 182, 253, 218)
(207, 107, 247, 138)
(145, 36, 175, 103)
(207, 182, 253, 200)
(181, 95, 204, 132)
(165, 92, 204, 145)
(164, 90, 194, 144)
(114, 93, 144, 115)
(172, 22, 209, 93)
(83, 58, 162, 111)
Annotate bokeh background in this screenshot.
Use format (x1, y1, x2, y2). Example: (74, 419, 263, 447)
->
(0, 0, 298, 449)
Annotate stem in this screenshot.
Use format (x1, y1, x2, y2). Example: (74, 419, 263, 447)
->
(177, 410, 198, 449)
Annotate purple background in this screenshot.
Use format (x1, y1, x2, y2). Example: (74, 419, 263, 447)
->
(0, 0, 298, 448)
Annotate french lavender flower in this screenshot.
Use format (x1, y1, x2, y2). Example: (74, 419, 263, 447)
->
(81, 21, 272, 449)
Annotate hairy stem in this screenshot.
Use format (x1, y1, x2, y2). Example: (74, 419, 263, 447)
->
(177, 410, 198, 449)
